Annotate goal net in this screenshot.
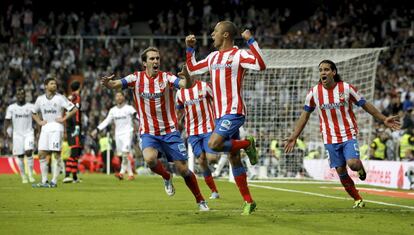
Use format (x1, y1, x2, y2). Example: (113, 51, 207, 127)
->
(243, 48, 386, 178)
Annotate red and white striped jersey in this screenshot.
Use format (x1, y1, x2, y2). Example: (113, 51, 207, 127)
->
(121, 71, 180, 136)
(186, 39, 266, 119)
(304, 81, 366, 144)
(176, 80, 215, 136)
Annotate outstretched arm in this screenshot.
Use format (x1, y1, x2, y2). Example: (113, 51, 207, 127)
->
(101, 74, 123, 89)
(240, 29, 266, 71)
(362, 102, 401, 130)
(185, 35, 210, 75)
(284, 111, 311, 153)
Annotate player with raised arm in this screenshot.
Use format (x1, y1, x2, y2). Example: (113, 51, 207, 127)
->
(284, 60, 401, 208)
(32, 78, 78, 188)
(176, 78, 220, 199)
(4, 88, 36, 183)
(63, 81, 83, 183)
(91, 91, 137, 180)
(100, 47, 209, 211)
(185, 21, 266, 215)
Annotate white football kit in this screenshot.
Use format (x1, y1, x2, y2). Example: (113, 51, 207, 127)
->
(33, 93, 75, 151)
(97, 104, 136, 154)
(5, 103, 35, 155)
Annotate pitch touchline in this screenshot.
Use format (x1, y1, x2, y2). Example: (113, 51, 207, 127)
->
(248, 183, 414, 210)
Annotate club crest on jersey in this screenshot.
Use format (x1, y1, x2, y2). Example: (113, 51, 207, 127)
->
(158, 81, 166, 89)
(339, 92, 345, 102)
(227, 55, 234, 63)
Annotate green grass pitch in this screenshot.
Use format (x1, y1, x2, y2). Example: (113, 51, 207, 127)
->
(0, 174, 413, 235)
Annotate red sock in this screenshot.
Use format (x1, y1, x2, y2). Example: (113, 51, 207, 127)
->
(65, 157, 74, 174)
(234, 173, 253, 203)
(150, 160, 171, 180)
(204, 175, 218, 193)
(184, 171, 204, 203)
(230, 139, 250, 153)
(340, 174, 362, 200)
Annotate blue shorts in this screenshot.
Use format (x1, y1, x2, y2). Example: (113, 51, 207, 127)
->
(188, 132, 217, 158)
(141, 131, 188, 162)
(325, 139, 360, 168)
(214, 114, 245, 140)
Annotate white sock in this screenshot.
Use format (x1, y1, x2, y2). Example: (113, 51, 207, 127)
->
(127, 157, 133, 176)
(26, 156, 34, 177)
(243, 155, 256, 176)
(120, 154, 128, 174)
(16, 157, 26, 178)
(39, 158, 48, 184)
(52, 157, 62, 184)
(214, 154, 228, 176)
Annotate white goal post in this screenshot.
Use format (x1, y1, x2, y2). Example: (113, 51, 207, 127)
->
(242, 48, 386, 177)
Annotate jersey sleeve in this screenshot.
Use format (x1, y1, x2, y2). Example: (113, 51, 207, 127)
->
(186, 48, 212, 75)
(165, 72, 180, 89)
(176, 90, 184, 110)
(97, 109, 113, 131)
(5, 105, 12, 119)
(33, 97, 41, 114)
(61, 95, 75, 111)
(304, 89, 316, 113)
(121, 72, 139, 90)
(128, 105, 137, 116)
(206, 82, 214, 99)
(349, 84, 366, 106)
(239, 38, 266, 71)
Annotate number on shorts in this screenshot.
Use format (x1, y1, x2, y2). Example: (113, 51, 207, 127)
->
(354, 143, 360, 156)
(53, 142, 60, 149)
(325, 150, 331, 165)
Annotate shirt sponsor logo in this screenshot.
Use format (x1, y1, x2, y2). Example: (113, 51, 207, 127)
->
(15, 114, 30, 118)
(211, 63, 233, 70)
(320, 102, 347, 110)
(44, 109, 58, 114)
(114, 116, 127, 120)
(140, 92, 164, 99)
(184, 97, 204, 106)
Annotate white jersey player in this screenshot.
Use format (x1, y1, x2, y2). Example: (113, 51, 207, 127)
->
(93, 91, 137, 180)
(32, 78, 78, 188)
(4, 88, 36, 183)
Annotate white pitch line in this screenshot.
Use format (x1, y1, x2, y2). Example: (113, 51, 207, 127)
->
(249, 183, 414, 210)
(248, 180, 338, 184)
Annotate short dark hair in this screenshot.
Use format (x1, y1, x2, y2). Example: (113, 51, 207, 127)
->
(115, 90, 125, 97)
(16, 87, 25, 94)
(319, 60, 342, 82)
(44, 77, 56, 86)
(70, 81, 81, 91)
(219, 21, 238, 40)
(141, 47, 160, 63)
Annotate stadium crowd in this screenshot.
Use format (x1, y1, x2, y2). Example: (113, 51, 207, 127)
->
(0, 0, 413, 176)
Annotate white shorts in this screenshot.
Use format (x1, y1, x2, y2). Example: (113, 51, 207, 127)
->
(115, 132, 133, 154)
(38, 131, 63, 151)
(12, 132, 34, 155)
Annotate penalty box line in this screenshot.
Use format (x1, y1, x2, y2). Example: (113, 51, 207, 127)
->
(248, 183, 414, 210)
